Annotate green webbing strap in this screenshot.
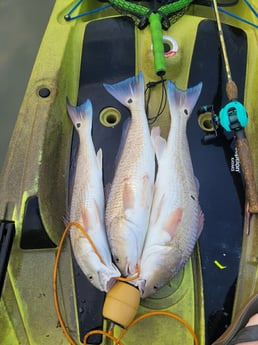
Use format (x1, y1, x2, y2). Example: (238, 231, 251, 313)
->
(65, 0, 193, 75)
(160, 0, 193, 16)
(107, 0, 193, 18)
(107, 0, 193, 75)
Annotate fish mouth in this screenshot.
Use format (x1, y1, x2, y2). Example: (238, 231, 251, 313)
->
(130, 279, 146, 297)
(105, 277, 117, 292)
(98, 270, 120, 292)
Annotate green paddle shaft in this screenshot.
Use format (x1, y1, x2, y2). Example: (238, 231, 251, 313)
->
(149, 12, 166, 76)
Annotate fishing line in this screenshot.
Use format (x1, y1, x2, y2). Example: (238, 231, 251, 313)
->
(145, 76, 167, 125)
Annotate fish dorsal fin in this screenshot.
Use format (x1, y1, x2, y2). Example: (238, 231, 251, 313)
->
(151, 126, 167, 162)
(163, 208, 183, 241)
(197, 208, 205, 238)
(96, 148, 103, 172)
(140, 174, 151, 208)
(123, 179, 135, 210)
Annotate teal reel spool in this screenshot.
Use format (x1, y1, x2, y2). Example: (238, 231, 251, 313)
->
(219, 100, 248, 132)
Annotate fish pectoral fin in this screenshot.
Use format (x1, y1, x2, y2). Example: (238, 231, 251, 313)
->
(82, 202, 102, 231)
(141, 174, 153, 208)
(82, 208, 90, 231)
(93, 199, 103, 226)
(163, 208, 183, 240)
(151, 126, 167, 162)
(123, 180, 135, 210)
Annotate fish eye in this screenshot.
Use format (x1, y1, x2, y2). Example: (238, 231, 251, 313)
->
(115, 257, 120, 263)
(184, 109, 188, 115)
(153, 286, 158, 291)
(88, 275, 93, 280)
(76, 123, 81, 128)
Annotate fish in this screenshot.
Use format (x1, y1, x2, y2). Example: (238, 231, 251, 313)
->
(103, 72, 156, 277)
(66, 98, 120, 292)
(136, 81, 204, 298)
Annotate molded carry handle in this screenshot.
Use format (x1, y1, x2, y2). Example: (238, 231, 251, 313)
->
(149, 12, 166, 76)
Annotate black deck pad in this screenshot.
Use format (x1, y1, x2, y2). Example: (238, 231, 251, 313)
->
(70, 16, 247, 345)
(70, 17, 135, 344)
(187, 20, 247, 344)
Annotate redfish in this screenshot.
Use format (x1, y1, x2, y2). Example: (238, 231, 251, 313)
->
(137, 81, 204, 298)
(103, 72, 156, 277)
(67, 98, 120, 292)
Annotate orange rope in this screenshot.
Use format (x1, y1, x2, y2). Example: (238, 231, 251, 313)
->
(53, 223, 78, 345)
(69, 221, 105, 264)
(83, 311, 199, 345)
(116, 264, 140, 282)
(53, 221, 106, 344)
(53, 222, 199, 345)
(83, 329, 122, 345)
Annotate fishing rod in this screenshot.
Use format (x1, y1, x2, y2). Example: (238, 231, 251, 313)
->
(211, 0, 258, 213)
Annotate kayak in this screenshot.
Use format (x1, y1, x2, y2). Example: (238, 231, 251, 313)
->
(0, 0, 257, 344)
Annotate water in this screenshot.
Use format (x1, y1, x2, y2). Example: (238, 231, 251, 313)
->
(0, 0, 54, 171)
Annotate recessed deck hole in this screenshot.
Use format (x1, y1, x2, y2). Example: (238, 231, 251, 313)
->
(38, 88, 51, 98)
(99, 107, 121, 127)
(198, 112, 214, 132)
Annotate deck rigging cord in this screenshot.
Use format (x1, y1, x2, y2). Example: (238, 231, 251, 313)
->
(145, 77, 167, 125)
(212, 0, 258, 213)
(53, 222, 199, 345)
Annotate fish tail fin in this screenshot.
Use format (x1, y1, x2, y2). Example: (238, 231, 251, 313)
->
(66, 97, 93, 134)
(167, 81, 203, 119)
(103, 72, 145, 109)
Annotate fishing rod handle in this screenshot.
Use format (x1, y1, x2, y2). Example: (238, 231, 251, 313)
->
(149, 12, 166, 76)
(236, 136, 258, 213)
(226, 80, 238, 101)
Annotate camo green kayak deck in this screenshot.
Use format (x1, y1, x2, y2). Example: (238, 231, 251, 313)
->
(0, 1, 258, 344)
